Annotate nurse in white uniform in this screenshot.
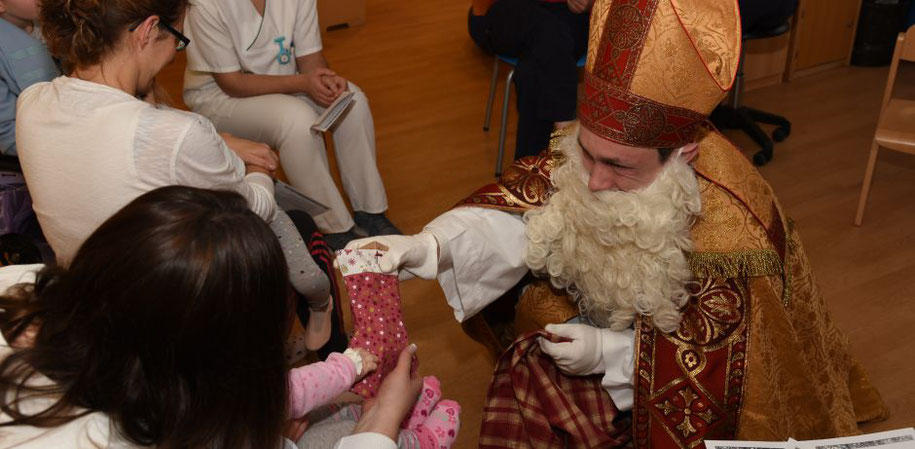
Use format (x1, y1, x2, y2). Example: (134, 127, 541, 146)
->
(183, 0, 398, 248)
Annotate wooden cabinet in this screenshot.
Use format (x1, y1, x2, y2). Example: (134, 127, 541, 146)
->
(786, 0, 863, 79)
(743, 32, 793, 91)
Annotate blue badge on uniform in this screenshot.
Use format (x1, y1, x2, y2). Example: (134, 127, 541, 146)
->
(274, 36, 291, 65)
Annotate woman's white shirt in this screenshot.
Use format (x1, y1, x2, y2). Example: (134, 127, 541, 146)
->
(15, 77, 275, 264)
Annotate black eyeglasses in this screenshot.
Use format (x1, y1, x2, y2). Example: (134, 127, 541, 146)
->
(128, 19, 190, 51)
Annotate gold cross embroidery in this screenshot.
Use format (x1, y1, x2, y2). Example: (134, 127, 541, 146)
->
(654, 387, 717, 438)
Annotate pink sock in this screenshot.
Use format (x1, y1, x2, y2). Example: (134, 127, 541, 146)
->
(414, 400, 461, 449)
(337, 249, 415, 399)
(403, 376, 442, 429)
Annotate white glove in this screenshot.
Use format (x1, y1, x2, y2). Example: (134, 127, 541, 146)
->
(538, 323, 605, 376)
(344, 233, 439, 280)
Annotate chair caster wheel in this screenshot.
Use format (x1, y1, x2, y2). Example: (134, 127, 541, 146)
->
(773, 126, 790, 142)
(753, 150, 772, 166)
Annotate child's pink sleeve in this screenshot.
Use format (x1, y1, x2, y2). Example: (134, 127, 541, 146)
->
(287, 352, 357, 418)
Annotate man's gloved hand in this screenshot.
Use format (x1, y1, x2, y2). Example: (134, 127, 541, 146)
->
(538, 323, 605, 376)
(344, 233, 439, 280)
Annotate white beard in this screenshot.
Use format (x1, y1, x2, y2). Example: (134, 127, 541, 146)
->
(523, 129, 702, 332)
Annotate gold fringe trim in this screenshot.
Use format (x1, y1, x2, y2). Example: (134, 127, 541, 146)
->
(687, 249, 783, 279)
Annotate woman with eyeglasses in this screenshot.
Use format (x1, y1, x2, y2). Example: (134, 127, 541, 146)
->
(15, 0, 273, 263)
(14, 0, 351, 357)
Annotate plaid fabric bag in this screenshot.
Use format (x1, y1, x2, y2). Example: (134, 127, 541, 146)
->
(480, 331, 631, 449)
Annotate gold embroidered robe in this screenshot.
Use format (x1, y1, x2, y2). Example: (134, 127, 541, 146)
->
(456, 128, 887, 448)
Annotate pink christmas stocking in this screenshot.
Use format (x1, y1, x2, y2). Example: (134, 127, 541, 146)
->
(337, 248, 415, 398)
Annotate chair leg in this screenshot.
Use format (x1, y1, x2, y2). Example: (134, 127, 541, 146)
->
(744, 106, 792, 142)
(854, 141, 881, 226)
(484, 58, 500, 132)
(495, 68, 514, 178)
(735, 108, 774, 166)
(744, 107, 790, 128)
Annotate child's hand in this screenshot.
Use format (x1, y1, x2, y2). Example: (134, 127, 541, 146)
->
(283, 415, 309, 442)
(353, 345, 421, 441)
(355, 348, 378, 380)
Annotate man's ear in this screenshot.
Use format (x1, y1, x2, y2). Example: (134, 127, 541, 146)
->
(0, 2, 8, 14)
(680, 142, 700, 164)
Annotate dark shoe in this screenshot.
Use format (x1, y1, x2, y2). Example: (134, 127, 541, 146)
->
(323, 228, 362, 251)
(353, 211, 402, 236)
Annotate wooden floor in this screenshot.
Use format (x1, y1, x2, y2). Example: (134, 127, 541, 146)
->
(160, 0, 915, 445)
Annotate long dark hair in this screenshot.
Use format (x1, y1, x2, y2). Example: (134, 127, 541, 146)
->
(0, 186, 290, 448)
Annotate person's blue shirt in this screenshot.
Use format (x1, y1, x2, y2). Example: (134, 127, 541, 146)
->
(0, 19, 58, 156)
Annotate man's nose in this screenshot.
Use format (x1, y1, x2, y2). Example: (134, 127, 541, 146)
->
(588, 164, 615, 192)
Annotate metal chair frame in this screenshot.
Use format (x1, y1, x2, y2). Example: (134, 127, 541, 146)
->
(483, 55, 517, 177)
(483, 54, 585, 177)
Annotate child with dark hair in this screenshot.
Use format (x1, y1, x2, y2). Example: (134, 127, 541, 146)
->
(0, 186, 439, 449)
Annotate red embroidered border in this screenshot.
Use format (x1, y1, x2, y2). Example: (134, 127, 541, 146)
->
(593, 0, 662, 89)
(632, 278, 750, 449)
(579, 72, 706, 148)
(455, 152, 555, 213)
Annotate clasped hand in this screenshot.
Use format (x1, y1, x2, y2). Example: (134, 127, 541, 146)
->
(304, 67, 348, 107)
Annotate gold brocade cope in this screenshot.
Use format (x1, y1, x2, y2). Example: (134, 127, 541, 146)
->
(454, 154, 554, 213)
(453, 129, 887, 446)
(632, 277, 750, 448)
(454, 128, 569, 212)
(515, 281, 581, 335)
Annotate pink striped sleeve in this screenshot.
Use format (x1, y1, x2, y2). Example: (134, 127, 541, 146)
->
(287, 353, 358, 418)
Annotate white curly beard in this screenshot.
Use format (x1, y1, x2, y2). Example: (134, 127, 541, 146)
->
(523, 127, 702, 332)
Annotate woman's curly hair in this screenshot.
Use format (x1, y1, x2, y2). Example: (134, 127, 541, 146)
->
(39, 0, 187, 72)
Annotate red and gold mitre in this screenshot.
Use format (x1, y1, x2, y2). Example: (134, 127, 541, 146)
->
(579, 0, 741, 148)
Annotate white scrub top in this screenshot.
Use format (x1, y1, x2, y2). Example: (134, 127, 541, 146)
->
(183, 0, 323, 93)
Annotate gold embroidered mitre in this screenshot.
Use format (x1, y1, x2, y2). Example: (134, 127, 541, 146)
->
(579, 0, 741, 148)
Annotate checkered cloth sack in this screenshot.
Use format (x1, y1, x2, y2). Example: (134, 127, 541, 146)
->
(479, 330, 631, 449)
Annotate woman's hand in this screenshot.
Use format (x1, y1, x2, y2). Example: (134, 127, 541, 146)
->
(351, 344, 420, 441)
(220, 133, 279, 174)
(303, 68, 341, 107)
(354, 348, 379, 381)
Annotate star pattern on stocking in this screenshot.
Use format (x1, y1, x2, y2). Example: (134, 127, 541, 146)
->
(337, 249, 415, 399)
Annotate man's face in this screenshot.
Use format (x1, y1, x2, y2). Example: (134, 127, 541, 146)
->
(523, 126, 702, 332)
(578, 125, 665, 192)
